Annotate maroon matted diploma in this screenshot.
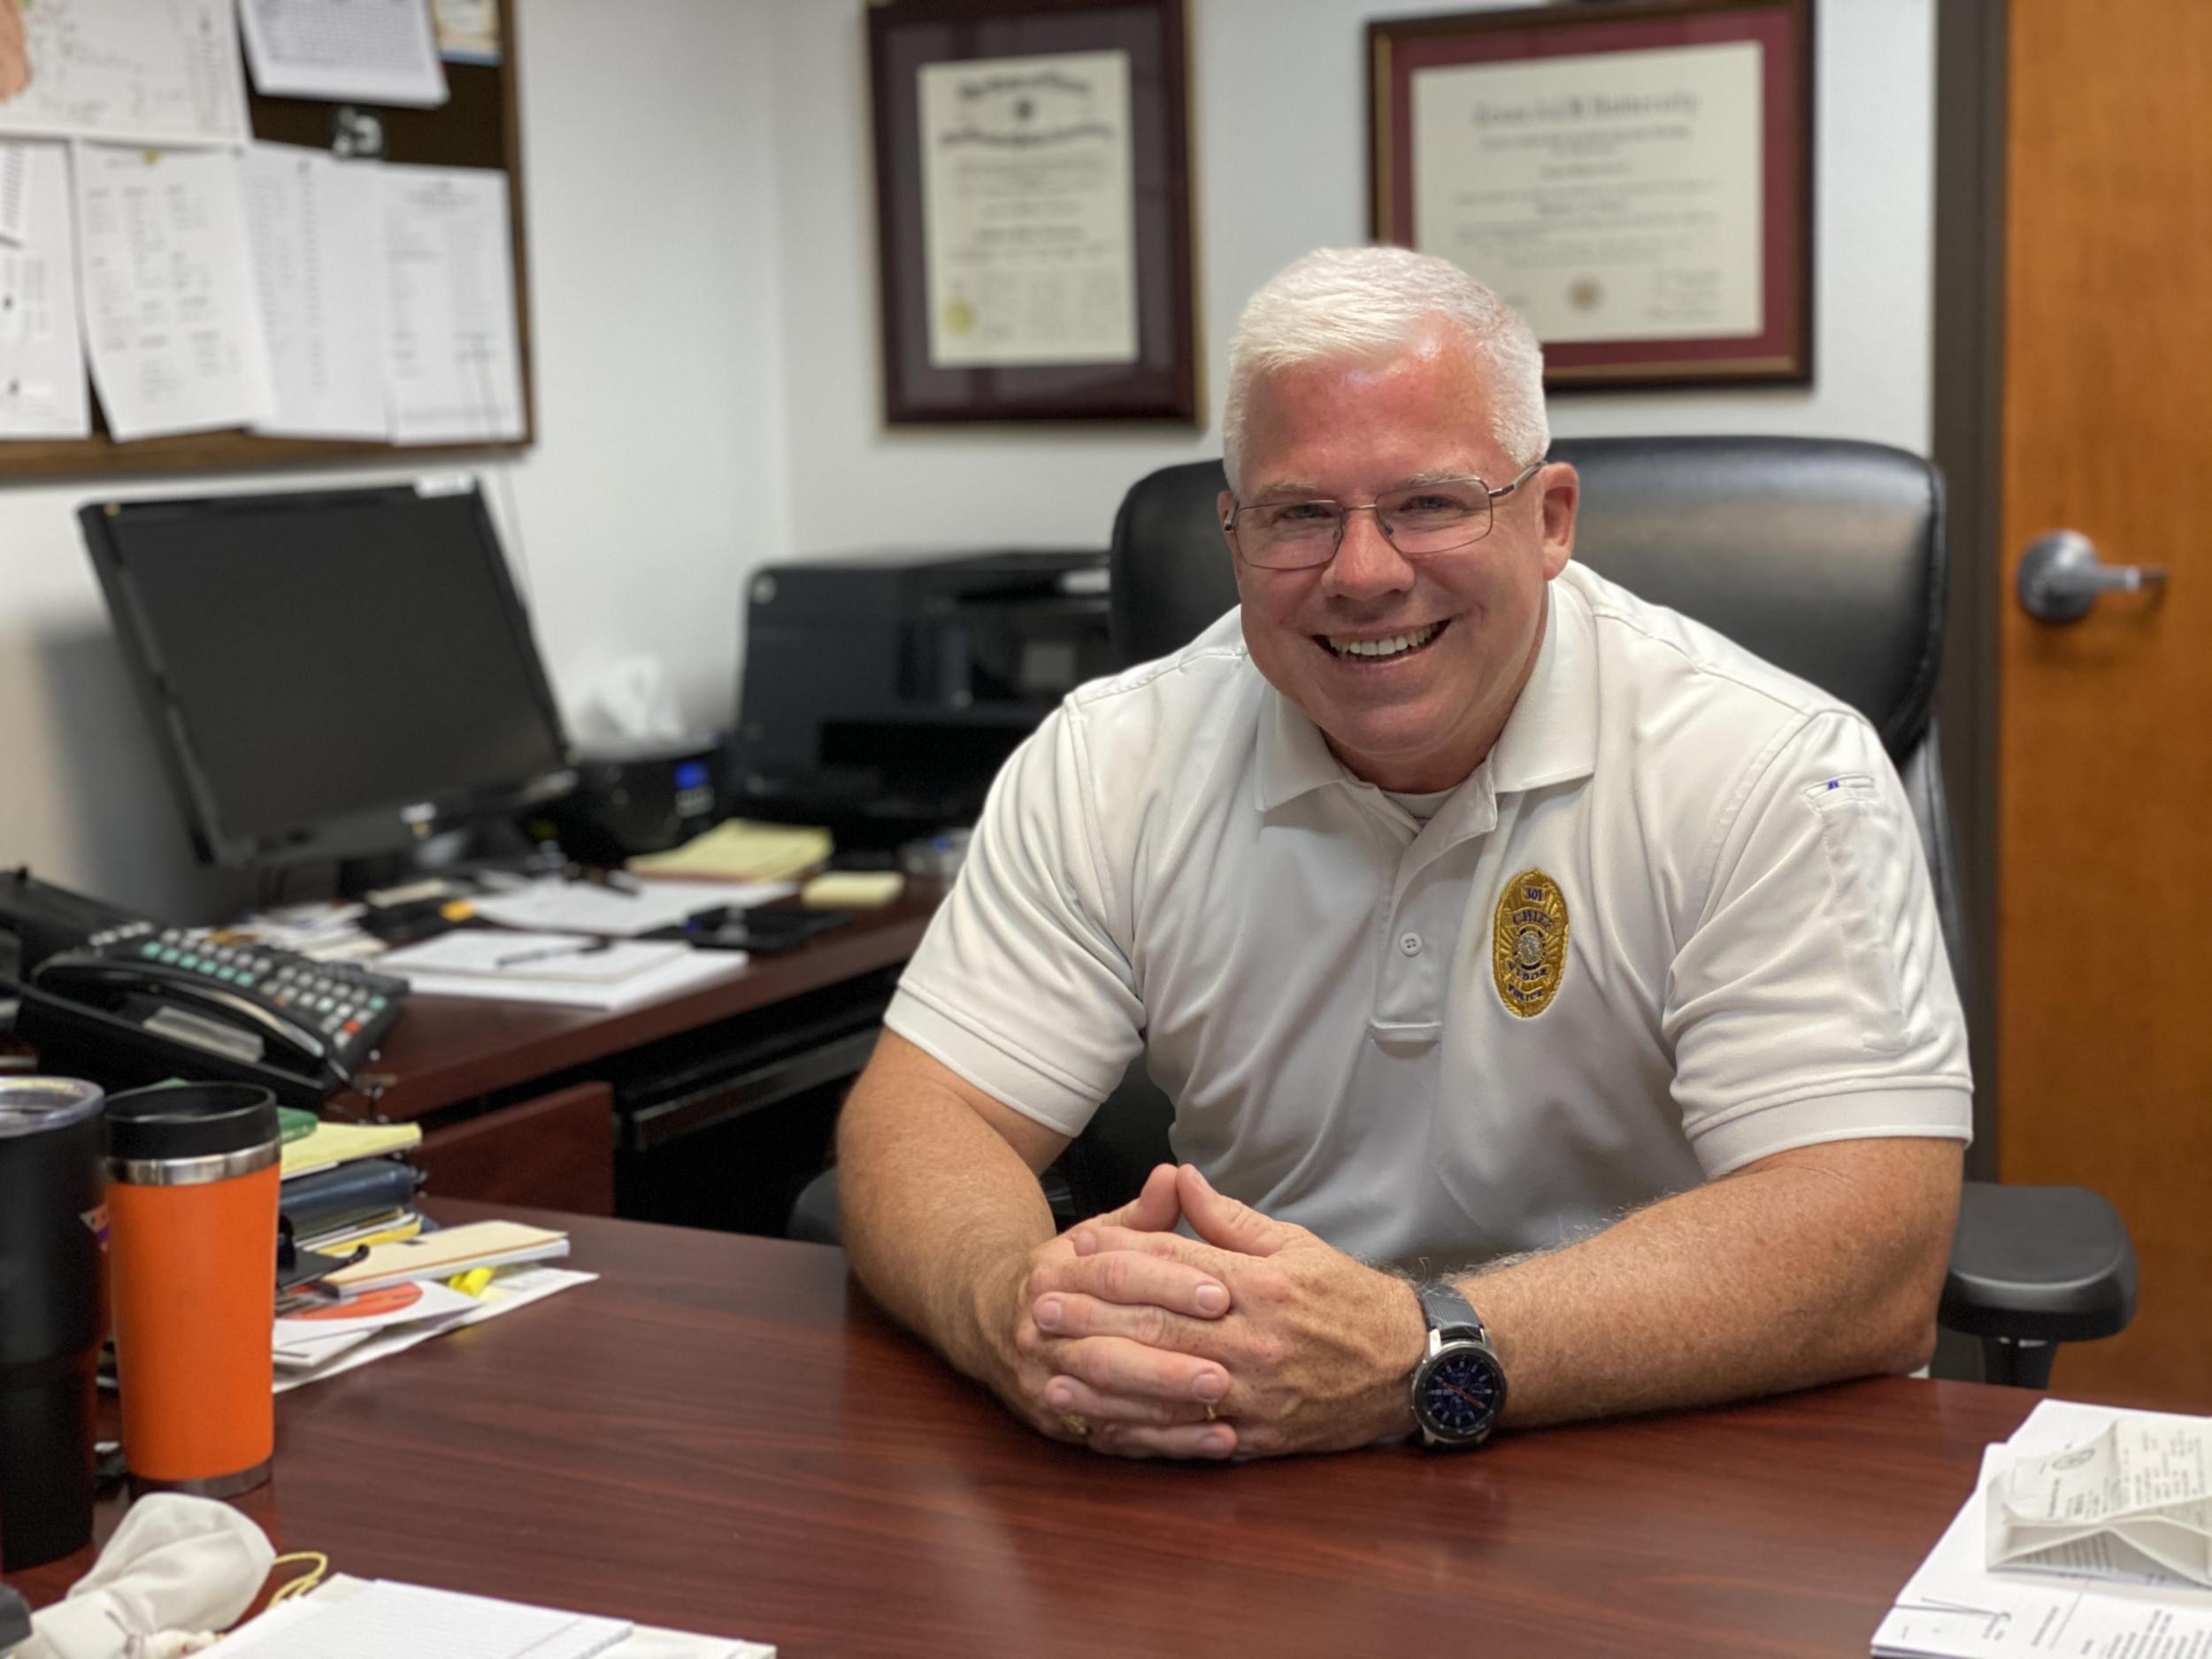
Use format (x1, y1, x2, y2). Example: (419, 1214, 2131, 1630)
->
(1371, 0, 1813, 390)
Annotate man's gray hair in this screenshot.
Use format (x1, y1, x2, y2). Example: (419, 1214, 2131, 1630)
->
(1221, 245, 1549, 492)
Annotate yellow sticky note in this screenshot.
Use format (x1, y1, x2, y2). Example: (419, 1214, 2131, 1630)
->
(447, 1267, 495, 1298)
(801, 872, 904, 910)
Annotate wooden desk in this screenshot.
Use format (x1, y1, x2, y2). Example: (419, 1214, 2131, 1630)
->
(6, 1203, 2040, 1657)
(352, 892, 937, 1220)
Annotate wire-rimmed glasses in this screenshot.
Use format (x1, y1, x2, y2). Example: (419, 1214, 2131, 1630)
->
(1222, 460, 1544, 571)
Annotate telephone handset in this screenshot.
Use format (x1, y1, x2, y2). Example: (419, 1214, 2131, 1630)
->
(11, 925, 407, 1107)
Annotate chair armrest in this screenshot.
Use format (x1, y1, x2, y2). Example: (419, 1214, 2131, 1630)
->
(1939, 1180, 2137, 1344)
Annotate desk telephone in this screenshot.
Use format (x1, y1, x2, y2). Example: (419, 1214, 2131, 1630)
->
(2, 871, 407, 1106)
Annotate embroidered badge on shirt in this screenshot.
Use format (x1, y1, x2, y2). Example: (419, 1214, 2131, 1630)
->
(1493, 869, 1568, 1018)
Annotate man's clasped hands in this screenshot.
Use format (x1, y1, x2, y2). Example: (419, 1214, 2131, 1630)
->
(991, 1164, 1432, 1461)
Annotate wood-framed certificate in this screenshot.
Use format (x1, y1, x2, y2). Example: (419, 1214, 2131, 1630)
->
(1371, 0, 1813, 389)
(869, 0, 1198, 423)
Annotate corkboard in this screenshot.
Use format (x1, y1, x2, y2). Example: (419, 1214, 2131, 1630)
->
(0, 4, 532, 480)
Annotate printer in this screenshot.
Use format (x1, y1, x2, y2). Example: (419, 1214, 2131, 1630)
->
(733, 549, 1113, 848)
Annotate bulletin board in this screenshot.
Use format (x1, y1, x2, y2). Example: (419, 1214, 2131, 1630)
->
(0, 4, 532, 481)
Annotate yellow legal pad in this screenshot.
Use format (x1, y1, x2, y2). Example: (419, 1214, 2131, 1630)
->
(626, 818, 833, 882)
(280, 1118, 425, 1179)
(800, 872, 905, 910)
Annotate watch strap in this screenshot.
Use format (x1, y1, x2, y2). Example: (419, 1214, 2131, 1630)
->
(1417, 1280, 1486, 1343)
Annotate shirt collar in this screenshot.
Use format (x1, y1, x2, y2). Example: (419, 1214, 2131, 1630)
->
(1487, 574, 1598, 795)
(1253, 577, 1598, 812)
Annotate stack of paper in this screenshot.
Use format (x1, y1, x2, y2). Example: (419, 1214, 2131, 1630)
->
(376, 930, 749, 1009)
(220, 1575, 773, 1659)
(464, 882, 791, 939)
(275, 1277, 481, 1373)
(1873, 1400, 2212, 1657)
(273, 1263, 594, 1394)
(280, 1117, 426, 1266)
(628, 820, 833, 884)
(213, 1578, 629, 1659)
(275, 1220, 588, 1391)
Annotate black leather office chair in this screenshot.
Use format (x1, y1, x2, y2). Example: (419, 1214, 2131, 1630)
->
(1092, 436, 2137, 1387)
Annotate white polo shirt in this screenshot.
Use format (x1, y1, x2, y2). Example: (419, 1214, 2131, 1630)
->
(885, 562, 1971, 1271)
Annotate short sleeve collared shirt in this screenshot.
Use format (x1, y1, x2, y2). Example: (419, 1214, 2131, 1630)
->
(885, 563, 1971, 1270)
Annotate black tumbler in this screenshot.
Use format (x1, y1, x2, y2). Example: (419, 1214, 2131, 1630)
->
(0, 1077, 106, 1571)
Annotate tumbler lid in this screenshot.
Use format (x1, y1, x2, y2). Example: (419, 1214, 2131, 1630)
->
(103, 1082, 280, 1164)
(0, 1076, 105, 1138)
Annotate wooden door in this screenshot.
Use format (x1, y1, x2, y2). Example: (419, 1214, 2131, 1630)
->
(1998, 0, 2212, 1404)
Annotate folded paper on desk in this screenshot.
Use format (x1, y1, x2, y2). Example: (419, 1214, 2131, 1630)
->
(1991, 1415, 2212, 1586)
(1873, 1400, 2212, 1658)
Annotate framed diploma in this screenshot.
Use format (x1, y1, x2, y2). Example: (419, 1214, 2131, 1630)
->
(1371, 0, 1813, 389)
(868, 0, 1199, 423)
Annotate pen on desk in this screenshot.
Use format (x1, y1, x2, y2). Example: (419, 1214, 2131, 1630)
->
(495, 940, 615, 969)
(569, 864, 643, 895)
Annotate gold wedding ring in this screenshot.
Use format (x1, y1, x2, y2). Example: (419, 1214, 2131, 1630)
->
(1060, 1413, 1090, 1439)
(1203, 1402, 1218, 1422)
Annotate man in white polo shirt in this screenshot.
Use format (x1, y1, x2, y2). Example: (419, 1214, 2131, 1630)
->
(836, 246, 1970, 1463)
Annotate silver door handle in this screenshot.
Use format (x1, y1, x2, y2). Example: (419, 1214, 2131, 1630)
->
(2016, 531, 2167, 625)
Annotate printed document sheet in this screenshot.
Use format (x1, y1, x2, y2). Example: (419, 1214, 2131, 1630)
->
(0, 141, 88, 437)
(0, 0, 250, 148)
(213, 1578, 629, 1659)
(380, 163, 525, 443)
(241, 0, 449, 107)
(0, 142, 28, 244)
(1874, 1401, 2212, 1658)
(224, 1573, 773, 1657)
(75, 144, 276, 439)
(242, 143, 389, 439)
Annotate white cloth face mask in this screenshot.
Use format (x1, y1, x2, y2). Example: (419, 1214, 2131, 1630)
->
(12, 1494, 274, 1659)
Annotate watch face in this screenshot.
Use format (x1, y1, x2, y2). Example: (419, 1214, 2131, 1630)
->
(1417, 1342, 1505, 1443)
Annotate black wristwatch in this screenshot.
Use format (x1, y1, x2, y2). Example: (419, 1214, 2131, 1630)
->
(1409, 1281, 1508, 1448)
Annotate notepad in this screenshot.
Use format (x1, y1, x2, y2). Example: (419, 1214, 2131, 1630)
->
(218, 1579, 630, 1659)
(280, 1118, 424, 1179)
(627, 818, 832, 882)
(799, 871, 904, 909)
(324, 1220, 568, 1291)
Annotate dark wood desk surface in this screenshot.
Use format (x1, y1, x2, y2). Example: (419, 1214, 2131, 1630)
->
(344, 888, 939, 1121)
(8, 1202, 2045, 1658)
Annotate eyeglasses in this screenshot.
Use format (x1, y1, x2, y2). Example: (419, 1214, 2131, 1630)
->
(1222, 460, 1545, 571)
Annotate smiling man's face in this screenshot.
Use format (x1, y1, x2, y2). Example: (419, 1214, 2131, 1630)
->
(1223, 325, 1578, 795)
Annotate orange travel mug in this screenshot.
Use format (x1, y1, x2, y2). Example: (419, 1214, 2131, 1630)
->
(104, 1083, 280, 1496)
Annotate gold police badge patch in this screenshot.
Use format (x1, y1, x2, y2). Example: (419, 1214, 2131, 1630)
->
(1493, 869, 1568, 1018)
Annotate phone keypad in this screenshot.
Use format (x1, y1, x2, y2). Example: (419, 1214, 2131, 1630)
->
(109, 929, 410, 1072)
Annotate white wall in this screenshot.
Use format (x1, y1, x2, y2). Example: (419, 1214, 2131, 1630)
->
(769, 0, 1935, 555)
(0, 0, 1933, 923)
(0, 0, 786, 919)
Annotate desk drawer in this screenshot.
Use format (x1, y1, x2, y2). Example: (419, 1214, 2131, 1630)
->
(417, 1081, 615, 1217)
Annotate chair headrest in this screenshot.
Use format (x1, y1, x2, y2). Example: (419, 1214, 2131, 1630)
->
(1106, 436, 1946, 758)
